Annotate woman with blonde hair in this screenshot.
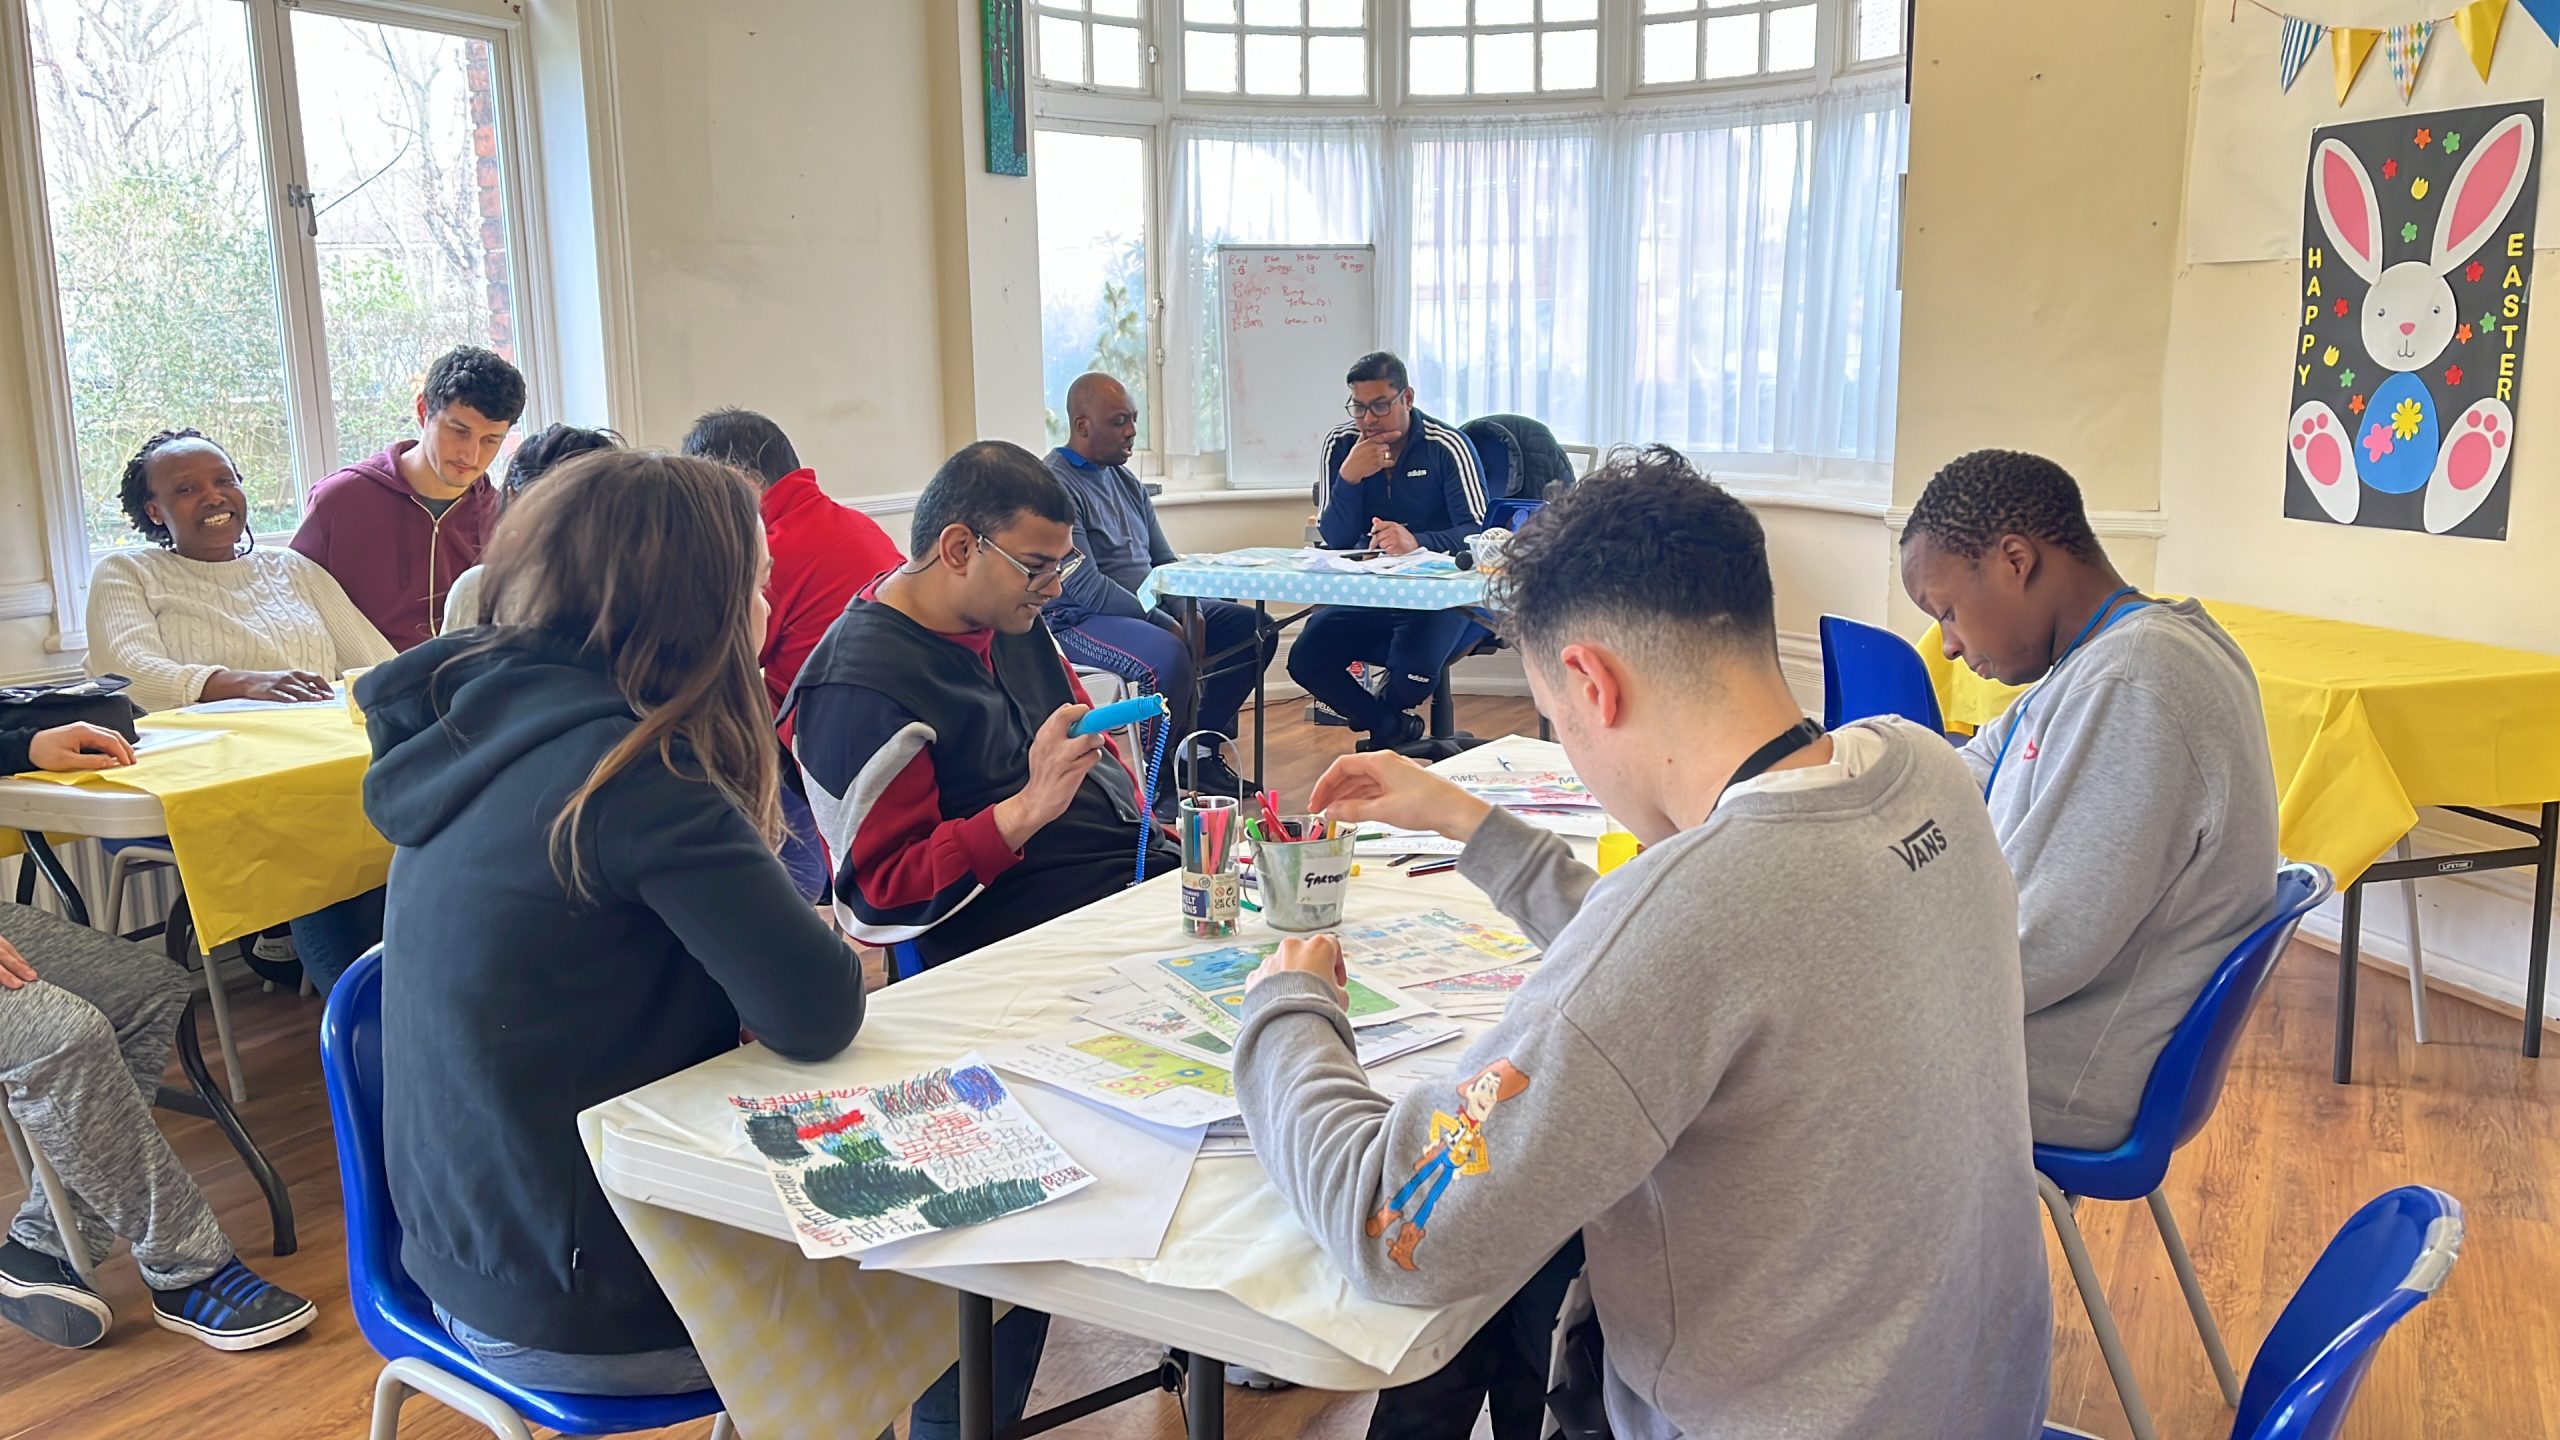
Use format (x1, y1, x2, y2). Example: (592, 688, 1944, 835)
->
(356, 450, 864, 1394)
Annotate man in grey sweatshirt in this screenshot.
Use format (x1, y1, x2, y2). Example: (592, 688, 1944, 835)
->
(1900, 450, 2280, 1150)
(1237, 449, 2052, 1440)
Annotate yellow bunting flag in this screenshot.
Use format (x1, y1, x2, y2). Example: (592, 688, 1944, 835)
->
(2454, 0, 2509, 80)
(2333, 26, 2381, 105)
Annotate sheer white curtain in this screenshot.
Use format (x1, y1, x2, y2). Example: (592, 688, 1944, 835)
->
(1612, 78, 1904, 467)
(1395, 120, 1598, 443)
(1166, 119, 1384, 457)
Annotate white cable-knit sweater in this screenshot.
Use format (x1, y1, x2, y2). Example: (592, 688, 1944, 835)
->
(85, 547, 398, 712)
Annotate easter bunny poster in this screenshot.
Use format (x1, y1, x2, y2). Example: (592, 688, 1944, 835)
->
(2285, 101, 2539, 539)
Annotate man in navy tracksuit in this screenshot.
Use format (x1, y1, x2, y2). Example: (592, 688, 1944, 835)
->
(1285, 351, 1490, 751)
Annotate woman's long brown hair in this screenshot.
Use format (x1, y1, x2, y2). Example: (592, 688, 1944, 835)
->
(470, 450, 779, 899)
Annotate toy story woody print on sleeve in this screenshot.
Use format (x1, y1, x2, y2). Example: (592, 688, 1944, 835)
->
(1368, 1060, 1530, 1271)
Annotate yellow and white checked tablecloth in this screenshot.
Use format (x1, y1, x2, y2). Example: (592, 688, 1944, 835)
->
(6, 704, 389, 947)
(1923, 600, 2560, 887)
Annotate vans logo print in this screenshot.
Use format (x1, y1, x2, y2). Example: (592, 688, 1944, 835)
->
(1890, 820, 1950, 873)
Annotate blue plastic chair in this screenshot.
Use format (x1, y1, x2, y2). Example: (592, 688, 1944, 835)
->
(318, 950, 736, 1440)
(2037, 864, 2335, 1440)
(889, 939, 929, 982)
(2043, 1185, 2462, 1440)
(1817, 614, 1946, 733)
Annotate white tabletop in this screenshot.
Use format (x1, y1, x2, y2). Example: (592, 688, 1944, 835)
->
(588, 734, 1580, 1390)
(0, 774, 169, 840)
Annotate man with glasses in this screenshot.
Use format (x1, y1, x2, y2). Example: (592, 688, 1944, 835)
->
(1044, 371, 1276, 797)
(1288, 351, 1491, 753)
(785, 441, 1178, 984)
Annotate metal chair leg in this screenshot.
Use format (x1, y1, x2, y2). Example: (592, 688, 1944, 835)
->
(2394, 837, 2433, 1045)
(1, 1108, 102, 1292)
(372, 1358, 538, 1440)
(710, 1415, 738, 1440)
(2145, 1188, 2241, 1407)
(164, 898, 246, 1105)
(2038, 1174, 2159, 1440)
(164, 993, 296, 1256)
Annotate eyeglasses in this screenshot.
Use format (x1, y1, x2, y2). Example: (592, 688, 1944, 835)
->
(975, 533, 1084, 588)
(1344, 395, 1407, 419)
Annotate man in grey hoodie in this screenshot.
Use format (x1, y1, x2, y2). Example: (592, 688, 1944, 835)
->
(1899, 449, 2280, 1150)
(1238, 448, 2052, 1439)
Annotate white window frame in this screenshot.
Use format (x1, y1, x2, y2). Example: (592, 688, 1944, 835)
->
(1031, 118, 1168, 472)
(1629, 0, 1830, 95)
(1174, 0, 1375, 102)
(1401, 0, 1605, 104)
(1029, 0, 1159, 98)
(0, 0, 558, 653)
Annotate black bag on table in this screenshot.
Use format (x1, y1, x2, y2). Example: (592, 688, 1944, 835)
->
(0, 674, 141, 742)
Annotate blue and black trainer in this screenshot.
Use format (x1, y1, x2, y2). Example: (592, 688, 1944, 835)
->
(148, 1257, 315, 1351)
(0, 1237, 109, 1348)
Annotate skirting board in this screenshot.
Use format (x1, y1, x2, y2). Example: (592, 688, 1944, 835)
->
(2291, 916, 2560, 1036)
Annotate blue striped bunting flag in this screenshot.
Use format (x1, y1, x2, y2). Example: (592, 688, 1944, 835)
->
(2280, 16, 2328, 92)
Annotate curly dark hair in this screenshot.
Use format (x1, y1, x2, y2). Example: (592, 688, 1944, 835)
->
(118, 428, 239, 550)
(422, 345, 527, 424)
(1902, 449, 2102, 562)
(504, 423, 624, 499)
(1492, 444, 1774, 666)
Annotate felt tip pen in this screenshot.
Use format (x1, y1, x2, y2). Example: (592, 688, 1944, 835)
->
(1410, 858, 1460, 876)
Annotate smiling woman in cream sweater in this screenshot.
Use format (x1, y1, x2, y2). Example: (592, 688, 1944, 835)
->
(84, 429, 393, 714)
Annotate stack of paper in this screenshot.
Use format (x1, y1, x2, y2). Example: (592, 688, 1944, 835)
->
(1289, 547, 1459, 576)
(1444, 768, 1613, 839)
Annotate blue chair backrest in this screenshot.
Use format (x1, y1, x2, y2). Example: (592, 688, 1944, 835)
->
(1818, 615, 1944, 732)
(2038, 864, 2334, 1197)
(2232, 1185, 2462, 1440)
(889, 940, 928, 982)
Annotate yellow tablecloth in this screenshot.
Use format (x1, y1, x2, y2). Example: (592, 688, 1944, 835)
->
(1923, 601, 2560, 886)
(10, 706, 388, 947)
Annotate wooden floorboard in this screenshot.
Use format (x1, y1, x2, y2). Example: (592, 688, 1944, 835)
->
(3, 694, 2552, 1438)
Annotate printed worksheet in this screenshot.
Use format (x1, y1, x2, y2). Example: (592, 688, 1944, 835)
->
(987, 1023, 1244, 1128)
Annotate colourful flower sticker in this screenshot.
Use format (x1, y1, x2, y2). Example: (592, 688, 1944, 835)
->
(2383, 158, 2400, 180)
(2336, 298, 2353, 317)
(2412, 177, 2431, 201)
(2415, 127, 2433, 147)
(2322, 345, 2341, 367)
(2339, 368, 2358, 388)
(2482, 313, 2498, 333)
(2445, 364, 2465, 386)
(2350, 393, 2367, 415)
(2391, 397, 2425, 441)
(2363, 422, 2396, 462)
(2444, 131, 2462, 153)
(2466, 261, 2486, 284)
(2457, 323, 2473, 344)
(2400, 221, 2420, 244)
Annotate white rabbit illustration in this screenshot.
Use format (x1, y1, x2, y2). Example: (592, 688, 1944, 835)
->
(2286, 112, 2534, 534)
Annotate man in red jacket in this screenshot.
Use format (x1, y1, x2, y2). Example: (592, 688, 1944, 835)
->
(290, 346, 525, 650)
(680, 408, 905, 711)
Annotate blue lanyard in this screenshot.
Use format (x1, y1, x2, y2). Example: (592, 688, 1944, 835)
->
(1981, 587, 2150, 799)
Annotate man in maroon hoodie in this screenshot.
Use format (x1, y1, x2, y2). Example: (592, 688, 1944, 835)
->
(292, 346, 526, 650)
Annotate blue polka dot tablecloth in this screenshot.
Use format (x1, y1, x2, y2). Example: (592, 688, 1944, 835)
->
(1146, 547, 1487, 613)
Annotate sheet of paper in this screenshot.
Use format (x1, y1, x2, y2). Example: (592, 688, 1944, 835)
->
(729, 1054, 1094, 1259)
(986, 1022, 1242, 1128)
(180, 694, 338, 714)
(1352, 1015, 1465, 1067)
(1355, 833, 1467, 858)
(1444, 770, 1601, 809)
(1335, 911, 1540, 990)
(1412, 963, 1540, 1002)
(1288, 547, 1458, 576)
(131, 728, 226, 757)
(857, 1081, 1203, 1271)
(1085, 987, 1240, 1068)
(1111, 939, 1435, 1034)
(1508, 808, 1612, 839)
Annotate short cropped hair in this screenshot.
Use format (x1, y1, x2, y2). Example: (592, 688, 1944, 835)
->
(1902, 450, 2102, 562)
(504, 423, 622, 499)
(681, 407, 802, 488)
(1493, 445, 1775, 670)
(422, 346, 527, 425)
(1345, 351, 1409, 392)
(910, 441, 1076, 556)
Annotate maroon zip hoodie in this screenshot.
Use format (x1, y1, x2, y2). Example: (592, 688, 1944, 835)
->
(291, 440, 499, 651)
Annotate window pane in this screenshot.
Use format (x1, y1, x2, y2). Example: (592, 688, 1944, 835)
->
(1035, 131, 1150, 451)
(1541, 27, 1597, 90)
(1473, 30, 1534, 92)
(28, 0, 297, 548)
(1702, 13, 1758, 77)
(1241, 0, 1299, 24)
(1037, 15, 1087, 83)
(1047, 0, 1089, 9)
(1243, 31, 1303, 93)
(1308, 0, 1365, 26)
(1185, 0, 1237, 22)
(1409, 32, 1469, 92)
(1410, 0, 1466, 24)
(1092, 0, 1140, 15)
(1544, 0, 1599, 19)
(1642, 0, 1696, 12)
(1856, 0, 1904, 60)
(1092, 22, 1145, 86)
(1307, 34, 1368, 94)
(1474, 0, 1532, 23)
(1185, 29, 1239, 90)
(1641, 20, 1697, 83)
(292, 14, 519, 472)
(1767, 5, 1815, 70)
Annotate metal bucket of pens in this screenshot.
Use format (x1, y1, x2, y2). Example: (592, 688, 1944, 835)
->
(1247, 814, 1358, 932)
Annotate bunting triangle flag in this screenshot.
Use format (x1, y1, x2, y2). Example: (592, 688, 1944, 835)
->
(2280, 16, 2328, 91)
(2520, 0, 2560, 44)
(2385, 20, 2434, 102)
(2454, 0, 2508, 78)
(2333, 26, 2380, 104)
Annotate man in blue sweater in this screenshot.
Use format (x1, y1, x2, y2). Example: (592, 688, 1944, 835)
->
(1044, 372, 1274, 797)
(1285, 351, 1490, 752)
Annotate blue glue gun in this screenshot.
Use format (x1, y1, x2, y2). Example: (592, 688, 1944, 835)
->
(1071, 693, 1168, 737)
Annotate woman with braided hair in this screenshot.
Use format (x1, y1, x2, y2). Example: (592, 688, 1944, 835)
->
(84, 428, 394, 713)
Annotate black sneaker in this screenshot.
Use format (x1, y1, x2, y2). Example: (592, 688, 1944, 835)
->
(1187, 756, 1261, 800)
(1355, 711, 1426, 753)
(0, 1237, 109, 1349)
(149, 1257, 315, 1351)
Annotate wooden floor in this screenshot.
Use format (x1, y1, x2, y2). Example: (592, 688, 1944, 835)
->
(5, 694, 2556, 1439)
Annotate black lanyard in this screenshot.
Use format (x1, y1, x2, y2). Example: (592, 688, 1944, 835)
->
(1709, 717, 1826, 819)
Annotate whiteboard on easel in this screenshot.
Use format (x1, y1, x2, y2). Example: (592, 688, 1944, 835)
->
(1218, 245, 1378, 491)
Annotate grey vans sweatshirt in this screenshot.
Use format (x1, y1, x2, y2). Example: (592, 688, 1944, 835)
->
(1235, 720, 2052, 1439)
(1960, 599, 2280, 1150)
